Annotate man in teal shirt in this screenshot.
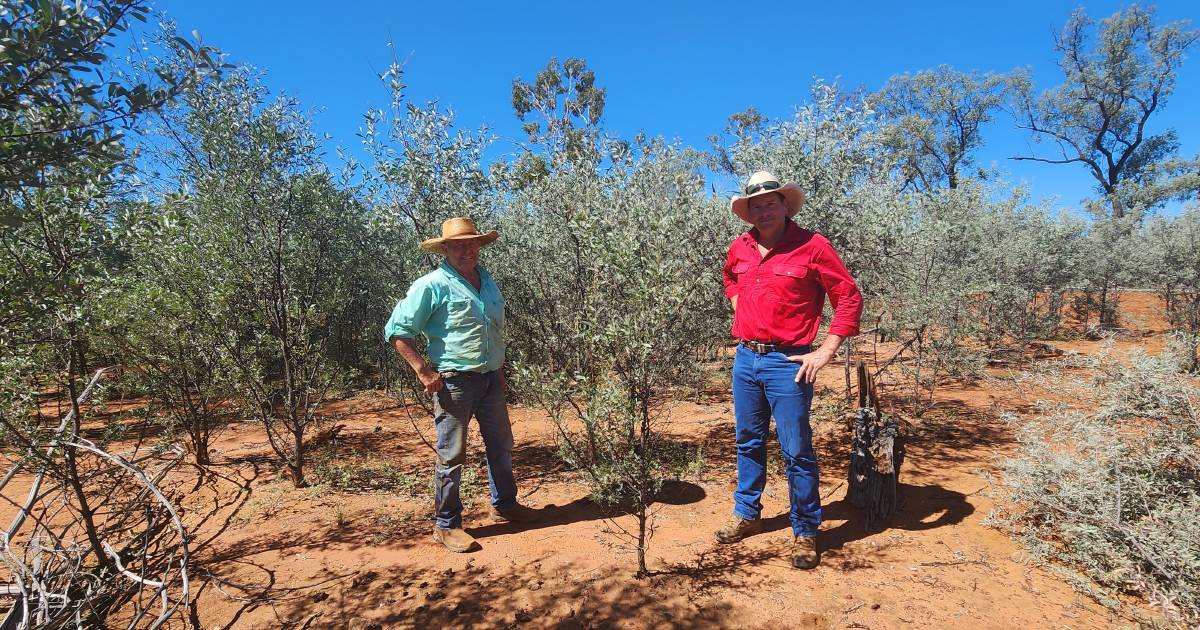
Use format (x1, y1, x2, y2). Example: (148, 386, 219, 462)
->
(385, 217, 541, 552)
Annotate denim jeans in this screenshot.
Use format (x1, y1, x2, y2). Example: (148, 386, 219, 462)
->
(432, 370, 517, 529)
(731, 344, 821, 537)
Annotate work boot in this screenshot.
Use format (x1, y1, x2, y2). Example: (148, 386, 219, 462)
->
(792, 534, 819, 569)
(714, 515, 761, 544)
(432, 527, 478, 553)
(489, 503, 542, 524)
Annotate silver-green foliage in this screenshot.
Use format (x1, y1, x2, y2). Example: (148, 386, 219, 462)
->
(0, 0, 223, 194)
(715, 82, 1086, 400)
(873, 65, 1014, 192)
(1144, 206, 1200, 371)
(104, 198, 241, 466)
(994, 350, 1200, 625)
(492, 139, 732, 575)
(165, 70, 367, 486)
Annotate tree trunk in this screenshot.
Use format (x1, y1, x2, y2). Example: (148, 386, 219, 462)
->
(291, 423, 307, 487)
(847, 361, 905, 532)
(63, 362, 111, 572)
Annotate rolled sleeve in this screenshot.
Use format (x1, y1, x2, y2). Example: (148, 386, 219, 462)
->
(384, 279, 436, 342)
(814, 242, 863, 338)
(722, 246, 740, 299)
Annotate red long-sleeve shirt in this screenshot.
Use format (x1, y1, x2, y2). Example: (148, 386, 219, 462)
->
(723, 221, 862, 346)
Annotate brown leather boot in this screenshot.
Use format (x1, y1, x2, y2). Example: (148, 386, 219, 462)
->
(489, 503, 542, 524)
(715, 515, 761, 544)
(432, 527, 478, 552)
(792, 535, 819, 569)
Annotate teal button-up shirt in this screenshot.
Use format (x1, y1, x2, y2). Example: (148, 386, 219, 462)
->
(384, 262, 506, 373)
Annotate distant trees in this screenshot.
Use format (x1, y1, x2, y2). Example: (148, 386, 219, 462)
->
(1013, 5, 1199, 218)
(1145, 209, 1200, 371)
(510, 57, 608, 176)
(873, 66, 1014, 191)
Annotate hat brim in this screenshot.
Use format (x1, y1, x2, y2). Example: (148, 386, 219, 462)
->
(419, 230, 499, 253)
(729, 184, 805, 223)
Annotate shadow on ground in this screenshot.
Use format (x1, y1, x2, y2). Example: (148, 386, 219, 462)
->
(471, 480, 706, 541)
(195, 555, 742, 629)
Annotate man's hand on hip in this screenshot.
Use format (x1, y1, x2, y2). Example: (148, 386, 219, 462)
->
(786, 348, 835, 384)
(392, 337, 444, 394)
(417, 367, 444, 394)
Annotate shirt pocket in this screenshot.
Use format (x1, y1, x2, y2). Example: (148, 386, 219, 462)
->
(732, 261, 755, 277)
(445, 298, 477, 326)
(770, 263, 811, 304)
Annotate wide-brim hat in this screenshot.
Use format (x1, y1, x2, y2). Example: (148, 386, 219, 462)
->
(729, 171, 805, 223)
(419, 217, 499, 253)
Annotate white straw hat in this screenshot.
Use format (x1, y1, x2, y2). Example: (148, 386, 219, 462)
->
(729, 171, 805, 223)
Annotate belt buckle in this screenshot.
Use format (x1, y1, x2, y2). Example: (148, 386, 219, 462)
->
(743, 340, 774, 354)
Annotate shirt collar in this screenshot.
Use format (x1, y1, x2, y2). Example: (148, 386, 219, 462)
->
(439, 261, 490, 290)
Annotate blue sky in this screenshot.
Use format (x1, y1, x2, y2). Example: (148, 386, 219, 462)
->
(149, 0, 1198, 213)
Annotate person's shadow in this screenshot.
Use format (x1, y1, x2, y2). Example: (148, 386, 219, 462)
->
(753, 482, 975, 552)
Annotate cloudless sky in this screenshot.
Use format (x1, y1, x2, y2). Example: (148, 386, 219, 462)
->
(149, 0, 1199, 213)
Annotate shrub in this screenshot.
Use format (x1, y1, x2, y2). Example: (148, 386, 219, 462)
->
(993, 350, 1200, 626)
(493, 140, 730, 577)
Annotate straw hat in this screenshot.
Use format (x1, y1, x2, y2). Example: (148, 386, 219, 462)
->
(729, 171, 805, 223)
(419, 217, 499, 253)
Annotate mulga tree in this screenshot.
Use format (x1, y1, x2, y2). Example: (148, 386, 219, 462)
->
(0, 165, 126, 573)
(970, 195, 1086, 346)
(0, 4, 222, 597)
(716, 80, 888, 252)
(1145, 208, 1200, 371)
(1011, 5, 1198, 329)
(0, 0, 222, 196)
(494, 139, 729, 576)
(103, 198, 241, 467)
(169, 71, 365, 486)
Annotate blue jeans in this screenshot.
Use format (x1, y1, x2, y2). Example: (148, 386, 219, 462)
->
(432, 370, 518, 529)
(731, 344, 821, 537)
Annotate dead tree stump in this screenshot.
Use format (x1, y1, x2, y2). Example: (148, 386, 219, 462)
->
(847, 360, 905, 531)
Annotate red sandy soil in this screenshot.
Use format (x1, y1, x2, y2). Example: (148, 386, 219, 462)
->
(3, 292, 1180, 629)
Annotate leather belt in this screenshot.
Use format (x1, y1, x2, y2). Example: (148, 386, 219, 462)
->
(739, 340, 810, 354)
(438, 369, 490, 379)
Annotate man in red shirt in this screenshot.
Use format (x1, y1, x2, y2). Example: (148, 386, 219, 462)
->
(715, 171, 863, 569)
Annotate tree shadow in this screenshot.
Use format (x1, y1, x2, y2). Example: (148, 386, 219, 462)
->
(469, 480, 706, 541)
(239, 555, 740, 630)
(189, 557, 357, 630)
(177, 460, 263, 557)
(897, 397, 1015, 479)
(713, 481, 974, 572)
(656, 543, 789, 600)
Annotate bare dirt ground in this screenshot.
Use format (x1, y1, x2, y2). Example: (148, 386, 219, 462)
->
(8, 292, 1175, 629)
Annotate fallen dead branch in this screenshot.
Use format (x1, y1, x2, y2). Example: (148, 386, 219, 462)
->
(0, 369, 192, 629)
